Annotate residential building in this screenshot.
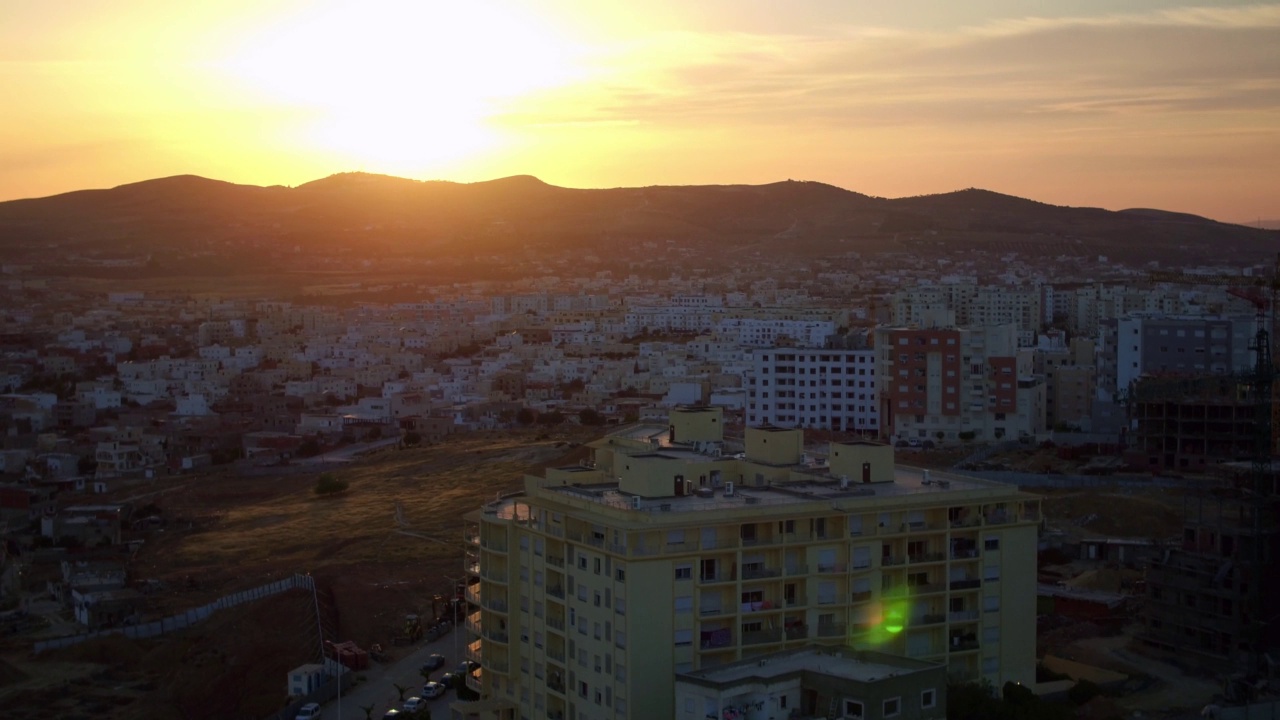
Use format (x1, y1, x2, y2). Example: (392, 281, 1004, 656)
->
(875, 324, 1045, 444)
(675, 646, 946, 720)
(452, 408, 1040, 720)
(746, 348, 879, 433)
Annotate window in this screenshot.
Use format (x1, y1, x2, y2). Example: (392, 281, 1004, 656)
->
(844, 700, 864, 719)
(594, 558, 601, 574)
(594, 591, 601, 607)
(579, 681, 588, 698)
(984, 565, 1000, 582)
(675, 596, 693, 613)
(578, 556, 587, 569)
(616, 567, 626, 582)
(922, 689, 937, 709)
(674, 628, 693, 646)
(984, 595, 1000, 613)
(984, 536, 1000, 551)
(675, 564, 693, 580)
(884, 697, 901, 718)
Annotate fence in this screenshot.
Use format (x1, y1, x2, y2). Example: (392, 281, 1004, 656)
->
(963, 470, 1193, 490)
(34, 573, 316, 653)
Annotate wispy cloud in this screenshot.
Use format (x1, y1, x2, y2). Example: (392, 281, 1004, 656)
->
(499, 4, 1280, 128)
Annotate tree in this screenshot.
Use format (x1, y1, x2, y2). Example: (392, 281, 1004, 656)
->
(365, 426, 382, 441)
(314, 472, 349, 496)
(359, 704, 375, 720)
(393, 683, 408, 701)
(537, 411, 565, 426)
(403, 431, 422, 447)
(297, 438, 321, 458)
(578, 408, 603, 426)
(516, 408, 536, 425)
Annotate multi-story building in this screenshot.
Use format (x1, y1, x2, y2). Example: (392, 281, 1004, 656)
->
(1141, 492, 1280, 675)
(1034, 338, 1097, 430)
(454, 407, 1040, 720)
(1097, 314, 1254, 400)
(875, 324, 1045, 445)
(746, 348, 879, 433)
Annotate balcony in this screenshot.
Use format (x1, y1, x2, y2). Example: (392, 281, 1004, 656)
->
(546, 616, 566, 633)
(547, 586, 565, 600)
(816, 563, 846, 574)
(481, 538, 508, 553)
(464, 585, 481, 605)
(700, 573, 735, 585)
(785, 625, 809, 641)
(546, 555, 565, 568)
(742, 628, 783, 646)
(785, 595, 808, 608)
(481, 569, 508, 584)
(949, 610, 979, 622)
(917, 613, 947, 626)
(742, 566, 782, 580)
(815, 623, 847, 638)
(850, 591, 872, 603)
(909, 582, 947, 595)
(465, 533, 480, 546)
(881, 556, 906, 567)
(741, 600, 780, 614)
(547, 648, 566, 663)
(949, 579, 981, 591)
(466, 641, 483, 664)
(909, 552, 946, 564)
(484, 629, 509, 644)
(949, 639, 980, 652)
(546, 676, 566, 695)
(785, 564, 810, 577)
(484, 597, 509, 613)
(466, 671, 482, 692)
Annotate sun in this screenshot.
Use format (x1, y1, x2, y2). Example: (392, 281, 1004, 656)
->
(220, 0, 578, 174)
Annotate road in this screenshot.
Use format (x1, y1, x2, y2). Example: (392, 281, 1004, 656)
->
(302, 437, 403, 465)
(324, 622, 466, 720)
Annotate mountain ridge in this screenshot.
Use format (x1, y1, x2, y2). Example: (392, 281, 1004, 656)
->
(0, 172, 1275, 267)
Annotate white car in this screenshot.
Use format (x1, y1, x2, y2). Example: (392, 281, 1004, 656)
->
(295, 703, 322, 720)
(422, 681, 446, 699)
(403, 697, 426, 713)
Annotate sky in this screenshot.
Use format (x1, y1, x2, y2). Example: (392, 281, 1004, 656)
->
(2, 0, 1278, 222)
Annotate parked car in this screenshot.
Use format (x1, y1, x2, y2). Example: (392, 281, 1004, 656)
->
(456, 660, 480, 674)
(421, 653, 445, 673)
(403, 697, 426, 713)
(439, 671, 461, 689)
(422, 681, 446, 699)
(381, 710, 401, 720)
(295, 703, 322, 720)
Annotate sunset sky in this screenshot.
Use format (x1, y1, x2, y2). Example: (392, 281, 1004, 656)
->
(2, 0, 1277, 222)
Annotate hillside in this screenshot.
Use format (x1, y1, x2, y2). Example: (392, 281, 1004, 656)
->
(0, 173, 1275, 267)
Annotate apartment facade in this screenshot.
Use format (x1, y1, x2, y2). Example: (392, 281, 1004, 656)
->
(453, 408, 1040, 720)
(875, 324, 1045, 444)
(746, 348, 879, 433)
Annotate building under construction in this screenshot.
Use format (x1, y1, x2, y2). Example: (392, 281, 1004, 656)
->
(1140, 488, 1280, 676)
(1126, 374, 1262, 472)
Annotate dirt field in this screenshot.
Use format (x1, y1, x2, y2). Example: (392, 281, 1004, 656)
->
(0, 427, 601, 720)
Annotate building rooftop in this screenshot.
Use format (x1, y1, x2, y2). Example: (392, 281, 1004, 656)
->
(678, 646, 939, 687)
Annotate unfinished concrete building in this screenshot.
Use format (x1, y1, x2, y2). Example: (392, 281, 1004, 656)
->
(1127, 376, 1259, 472)
(1140, 492, 1280, 674)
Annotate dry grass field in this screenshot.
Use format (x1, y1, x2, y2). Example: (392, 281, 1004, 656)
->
(1, 427, 600, 720)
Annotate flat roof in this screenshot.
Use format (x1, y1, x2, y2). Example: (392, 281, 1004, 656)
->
(679, 646, 938, 686)
(497, 463, 1029, 522)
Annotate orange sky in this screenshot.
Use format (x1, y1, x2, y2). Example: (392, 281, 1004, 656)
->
(2, 0, 1278, 222)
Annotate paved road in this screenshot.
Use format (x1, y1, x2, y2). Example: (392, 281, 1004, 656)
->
(324, 623, 466, 720)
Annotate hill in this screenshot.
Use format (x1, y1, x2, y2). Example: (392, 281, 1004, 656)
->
(0, 173, 1276, 267)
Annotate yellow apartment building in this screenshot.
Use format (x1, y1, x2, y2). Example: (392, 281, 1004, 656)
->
(453, 407, 1040, 720)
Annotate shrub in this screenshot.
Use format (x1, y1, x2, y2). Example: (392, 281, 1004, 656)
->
(314, 473, 349, 496)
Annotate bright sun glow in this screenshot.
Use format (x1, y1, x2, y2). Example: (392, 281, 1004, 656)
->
(221, 0, 580, 174)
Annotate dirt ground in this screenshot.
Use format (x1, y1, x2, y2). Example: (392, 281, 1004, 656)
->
(0, 426, 601, 720)
(1040, 488, 1188, 540)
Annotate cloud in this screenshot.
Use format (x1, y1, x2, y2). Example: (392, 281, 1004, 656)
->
(497, 4, 1280, 129)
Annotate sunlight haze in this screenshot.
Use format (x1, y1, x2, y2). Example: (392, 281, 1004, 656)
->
(2, 0, 1277, 222)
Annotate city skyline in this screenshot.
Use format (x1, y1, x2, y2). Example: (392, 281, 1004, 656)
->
(2, 0, 1278, 222)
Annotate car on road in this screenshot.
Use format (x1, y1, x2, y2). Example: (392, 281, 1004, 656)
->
(295, 703, 322, 720)
(421, 653, 445, 673)
(403, 697, 426, 713)
(422, 681, 446, 699)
